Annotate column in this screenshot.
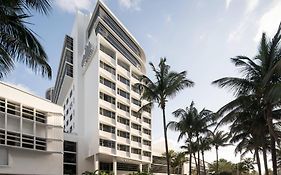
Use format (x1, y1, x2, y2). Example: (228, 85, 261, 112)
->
(113, 157, 117, 175)
(139, 163, 142, 172)
(94, 154, 99, 171)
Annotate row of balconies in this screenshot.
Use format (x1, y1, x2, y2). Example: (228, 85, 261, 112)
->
(99, 130, 152, 149)
(99, 141, 152, 162)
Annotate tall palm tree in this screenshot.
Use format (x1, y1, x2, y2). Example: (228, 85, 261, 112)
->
(0, 0, 52, 78)
(212, 22, 281, 175)
(210, 131, 230, 174)
(136, 58, 194, 175)
(168, 101, 215, 175)
(199, 136, 212, 175)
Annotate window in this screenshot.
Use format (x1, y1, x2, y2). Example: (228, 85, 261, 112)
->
(117, 59, 130, 72)
(100, 139, 115, 149)
(131, 72, 140, 81)
(143, 106, 151, 114)
(70, 114, 73, 121)
(70, 90, 72, 97)
(100, 44, 115, 59)
(143, 128, 151, 136)
(100, 76, 116, 90)
(143, 151, 151, 157)
(70, 126, 73, 133)
(117, 144, 129, 152)
(117, 116, 129, 126)
(131, 85, 141, 94)
(131, 98, 141, 107)
(117, 88, 130, 99)
(143, 140, 151, 146)
(100, 60, 116, 75)
(100, 108, 115, 119)
(143, 117, 151, 124)
(66, 120, 69, 126)
(131, 110, 141, 119)
(100, 92, 115, 105)
(131, 123, 141, 131)
(117, 102, 129, 112)
(100, 123, 115, 134)
(117, 130, 129, 139)
(131, 148, 141, 155)
(131, 135, 141, 143)
(117, 74, 130, 86)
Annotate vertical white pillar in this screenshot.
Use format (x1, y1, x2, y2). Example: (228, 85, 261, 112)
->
(94, 154, 99, 171)
(139, 163, 142, 172)
(113, 158, 117, 175)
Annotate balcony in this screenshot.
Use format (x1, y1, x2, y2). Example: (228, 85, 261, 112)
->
(116, 137, 130, 145)
(131, 153, 142, 160)
(99, 146, 116, 155)
(131, 128, 141, 136)
(100, 50, 116, 67)
(100, 130, 116, 140)
(100, 67, 116, 82)
(142, 156, 151, 162)
(131, 141, 141, 148)
(117, 150, 130, 158)
(142, 145, 151, 151)
(142, 122, 151, 129)
(142, 133, 151, 140)
(99, 99, 116, 111)
(117, 81, 130, 92)
(116, 122, 130, 131)
(99, 114, 116, 125)
(99, 83, 115, 97)
(116, 108, 130, 118)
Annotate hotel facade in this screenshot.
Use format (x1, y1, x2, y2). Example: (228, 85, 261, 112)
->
(0, 82, 64, 175)
(51, 1, 152, 174)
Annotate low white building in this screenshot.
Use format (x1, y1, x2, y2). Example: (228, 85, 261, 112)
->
(0, 82, 64, 175)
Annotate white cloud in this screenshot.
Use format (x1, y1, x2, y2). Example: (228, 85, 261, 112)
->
(245, 0, 259, 14)
(118, 0, 142, 11)
(54, 0, 95, 13)
(225, 0, 232, 9)
(227, 19, 247, 42)
(254, 0, 281, 42)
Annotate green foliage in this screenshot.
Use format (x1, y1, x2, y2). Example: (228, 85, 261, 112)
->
(0, 0, 52, 78)
(82, 170, 112, 175)
(128, 171, 152, 175)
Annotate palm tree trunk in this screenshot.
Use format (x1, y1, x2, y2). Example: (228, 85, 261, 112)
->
(271, 135, 277, 175)
(189, 152, 192, 175)
(201, 150, 206, 175)
(162, 107, 170, 175)
(193, 152, 198, 171)
(266, 105, 277, 175)
(197, 136, 200, 175)
(216, 146, 219, 174)
(263, 146, 269, 175)
(255, 148, 262, 175)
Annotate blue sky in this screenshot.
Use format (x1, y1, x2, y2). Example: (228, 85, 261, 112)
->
(3, 0, 281, 163)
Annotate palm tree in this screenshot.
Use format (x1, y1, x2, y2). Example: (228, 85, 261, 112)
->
(212, 22, 281, 175)
(136, 58, 194, 175)
(199, 136, 212, 175)
(168, 101, 215, 175)
(0, 0, 52, 79)
(210, 131, 230, 174)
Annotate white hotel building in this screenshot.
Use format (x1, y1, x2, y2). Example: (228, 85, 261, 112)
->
(50, 0, 152, 174)
(0, 82, 64, 175)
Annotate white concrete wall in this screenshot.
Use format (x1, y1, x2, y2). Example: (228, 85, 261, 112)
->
(0, 82, 64, 175)
(0, 148, 63, 175)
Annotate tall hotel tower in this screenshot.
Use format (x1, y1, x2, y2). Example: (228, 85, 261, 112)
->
(50, 1, 152, 174)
